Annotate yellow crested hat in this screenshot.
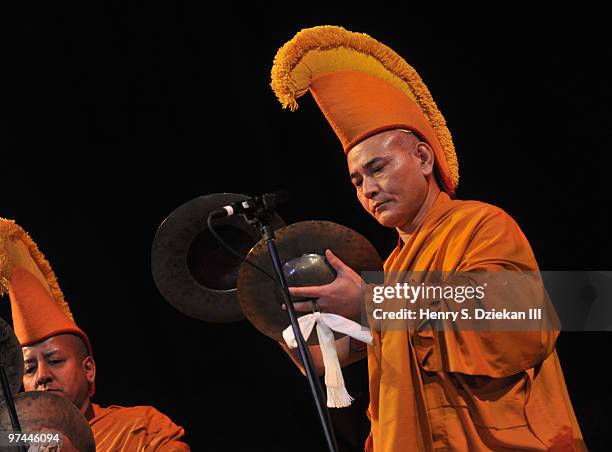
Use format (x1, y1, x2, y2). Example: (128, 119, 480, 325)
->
(0, 218, 92, 355)
(271, 25, 459, 196)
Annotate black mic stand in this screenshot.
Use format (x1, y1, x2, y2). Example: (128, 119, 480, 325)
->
(245, 197, 339, 452)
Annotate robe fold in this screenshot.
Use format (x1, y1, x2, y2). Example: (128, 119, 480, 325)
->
(365, 192, 585, 451)
(90, 403, 190, 451)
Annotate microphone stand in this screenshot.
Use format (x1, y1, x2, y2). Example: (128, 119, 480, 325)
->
(246, 197, 339, 452)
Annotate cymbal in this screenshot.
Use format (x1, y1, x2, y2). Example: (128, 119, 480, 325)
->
(0, 391, 95, 452)
(151, 193, 285, 322)
(0, 317, 23, 405)
(237, 221, 382, 343)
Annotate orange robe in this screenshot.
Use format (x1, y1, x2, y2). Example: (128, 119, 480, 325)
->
(365, 192, 585, 451)
(90, 403, 189, 451)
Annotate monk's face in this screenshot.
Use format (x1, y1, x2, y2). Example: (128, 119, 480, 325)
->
(22, 334, 95, 415)
(348, 130, 434, 232)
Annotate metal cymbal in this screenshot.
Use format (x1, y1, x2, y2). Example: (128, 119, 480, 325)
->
(0, 391, 95, 452)
(0, 317, 23, 405)
(237, 221, 382, 343)
(151, 193, 285, 322)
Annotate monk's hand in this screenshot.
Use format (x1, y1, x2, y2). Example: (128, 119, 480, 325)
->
(286, 249, 363, 320)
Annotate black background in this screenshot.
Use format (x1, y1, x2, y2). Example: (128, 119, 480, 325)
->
(2, 6, 611, 451)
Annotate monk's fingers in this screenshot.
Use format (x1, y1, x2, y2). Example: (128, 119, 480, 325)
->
(325, 249, 349, 272)
(283, 300, 320, 312)
(326, 249, 362, 282)
(288, 285, 328, 298)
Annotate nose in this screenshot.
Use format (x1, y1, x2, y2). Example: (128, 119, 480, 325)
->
(35, 362, 53, 389)
(362, 176, 379, 200)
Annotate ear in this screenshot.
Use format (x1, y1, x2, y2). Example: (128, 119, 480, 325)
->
(415, 142, 435, 176)
(82, 356, 96, 386)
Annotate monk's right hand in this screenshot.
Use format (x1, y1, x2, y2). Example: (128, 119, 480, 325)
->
(285, 249, 363, 320)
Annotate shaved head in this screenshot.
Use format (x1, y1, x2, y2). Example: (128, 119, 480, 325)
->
(63, 334, 90, 360)
(394, 129, 443, 189)
(394, 129, 422, 151)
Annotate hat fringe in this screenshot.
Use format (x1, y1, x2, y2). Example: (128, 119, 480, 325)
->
(0, 218, 75, 322)
(271, 25, 458, 188)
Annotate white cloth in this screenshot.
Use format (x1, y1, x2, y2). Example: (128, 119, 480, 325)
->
(282, 312, 373, 408)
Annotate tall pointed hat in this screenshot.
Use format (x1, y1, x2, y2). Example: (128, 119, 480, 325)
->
(271, 25, 459, 196)
(0, 218, 92, 354)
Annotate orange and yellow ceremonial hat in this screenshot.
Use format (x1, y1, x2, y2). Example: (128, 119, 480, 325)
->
(0, 218, 95, 394)
(271, 25, 459, 196)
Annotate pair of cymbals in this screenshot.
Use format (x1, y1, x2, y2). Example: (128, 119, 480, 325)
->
(151, 194, 382, 341)
(237, 221, 382, 342)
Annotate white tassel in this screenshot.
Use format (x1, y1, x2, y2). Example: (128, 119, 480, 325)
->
(315, 316, 353, 408)
(282, 312, 373, 408)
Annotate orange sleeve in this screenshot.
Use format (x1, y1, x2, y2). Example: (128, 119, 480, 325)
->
(413, 207, 559, 377)
(138, 406, 190, 451)
(91, 404, 189, 451)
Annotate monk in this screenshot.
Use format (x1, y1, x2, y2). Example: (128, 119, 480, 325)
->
(0, 218, 189, 451)
(271, 26, 586, 451)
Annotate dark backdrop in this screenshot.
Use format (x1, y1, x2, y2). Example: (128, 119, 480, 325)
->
(2, 6, 610, 452)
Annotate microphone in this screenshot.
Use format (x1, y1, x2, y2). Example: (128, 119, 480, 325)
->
(211, 191, 288, 219)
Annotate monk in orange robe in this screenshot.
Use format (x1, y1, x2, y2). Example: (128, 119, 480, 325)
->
(271, 26, 586, 451)
(0, 218, 189, 451)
